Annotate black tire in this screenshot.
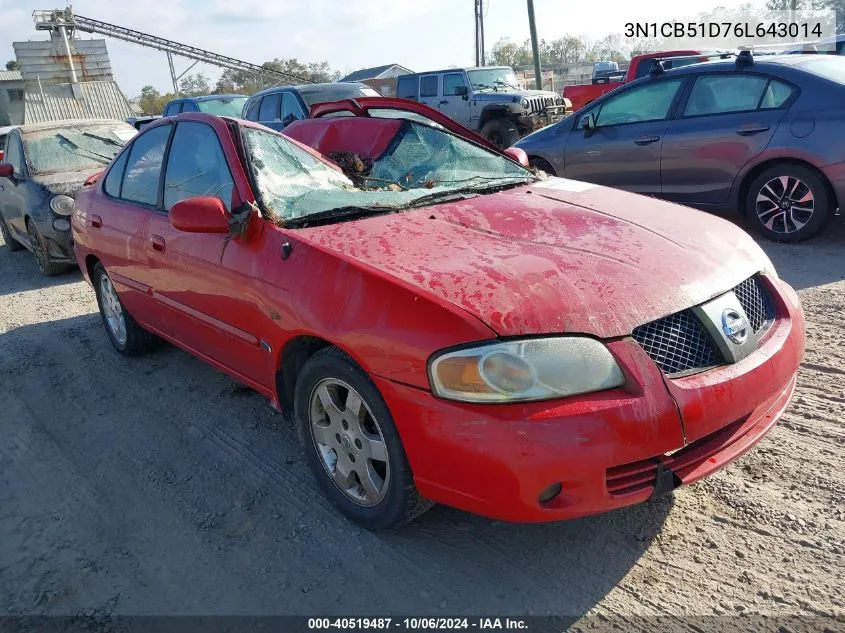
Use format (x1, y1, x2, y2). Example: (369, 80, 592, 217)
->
(529, 157, 557, 177)
(480, 118, 520, 148)
(745, 164, 830, 243)
(27, 220, 66, 276)
(92, 263, 159, 356)
(294, 347, 433, 529)
(0, 214, 23, 251)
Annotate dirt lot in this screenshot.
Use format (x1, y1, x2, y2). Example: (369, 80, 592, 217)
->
(0, 220, 843, 630)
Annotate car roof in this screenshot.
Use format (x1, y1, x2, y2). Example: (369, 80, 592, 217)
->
(247, 82, 368, 100)
(172, 94, 246, 103)
(16, 119, 134, 134)
(404, 66, 513, 76)
(648, 53, 830, 78)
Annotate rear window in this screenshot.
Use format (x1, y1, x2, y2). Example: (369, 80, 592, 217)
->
(297, 84, 381, 107)
(196, 97, 248, 117)
(799, 56, 845, 84)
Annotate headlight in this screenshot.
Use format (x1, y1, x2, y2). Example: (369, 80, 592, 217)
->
(429, 337, 625, 403)
(520, 97, 530, 110)
(50, 195, 74, 216)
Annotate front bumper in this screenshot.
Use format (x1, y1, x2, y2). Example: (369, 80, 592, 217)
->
(518, 106, 570, 133)
(376, 278, 803, 523)
(33, 214, 75, 263)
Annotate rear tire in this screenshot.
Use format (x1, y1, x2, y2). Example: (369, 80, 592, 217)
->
(92, 263, 159, 356)
(294, 347, 433, 530)
(745, 164, 830, 242)
(0, 214, 22, 251)
(481, 118, 520, 149)
(27, 220, 66, 276)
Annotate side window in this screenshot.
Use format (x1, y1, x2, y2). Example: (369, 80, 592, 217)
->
(164, 102, 181, 117)
(258, 93, 281, 121)
(595, 79, 683, 126)
(181, 101, 199, 113)
(163, 121, 234, 211)
(103, 149, 129, 197)
(759, 79, 794, 109)
(281, 92, 304, 121)
(684, 75, 768, 117)
(420, 75, 438, 98)
(397, 76, 416, 99)
(4, 135, 23, 174)
(244, 98, 260, 121)
(120, 124, 172, 206)
(442, 73, 467, 96)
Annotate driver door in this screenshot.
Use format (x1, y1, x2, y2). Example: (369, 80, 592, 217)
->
(144, 120, 269, 386)
(564, 78, 686, 195)
(439, 72, 472, 127)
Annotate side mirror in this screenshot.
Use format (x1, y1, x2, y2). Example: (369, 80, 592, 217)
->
(504, 146, 530, 168)
(170, 196, 230, 234)
(0, 163, 13, 178)
(582, 112, 597, 134)
(455, 85, 469, 100)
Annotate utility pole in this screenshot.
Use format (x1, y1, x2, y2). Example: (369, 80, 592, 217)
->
(474, 0, 485, 67)
(527, 0, 542, 89)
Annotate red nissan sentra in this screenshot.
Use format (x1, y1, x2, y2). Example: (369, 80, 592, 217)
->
(72, 98, 804, 529)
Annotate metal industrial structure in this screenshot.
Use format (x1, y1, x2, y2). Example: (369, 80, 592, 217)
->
(33, 8, 312, 95)
(474, 0, 485, 67)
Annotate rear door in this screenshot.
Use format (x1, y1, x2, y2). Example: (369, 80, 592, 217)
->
(660, 73, 791, 205)
(564, 78, 685, 195)
(0, 132, 27, 240)
(418, 74, 441, 110)
(439, 72, 472, 127)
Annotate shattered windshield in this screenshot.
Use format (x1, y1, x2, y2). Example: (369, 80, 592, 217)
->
(467, 68, 520, 91)
(197, 97, 248, 117)
(23, 124, 136, 174)
(243, 120, 534, 223)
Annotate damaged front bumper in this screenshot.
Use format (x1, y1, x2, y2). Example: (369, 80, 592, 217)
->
(518, 103, 571, 133)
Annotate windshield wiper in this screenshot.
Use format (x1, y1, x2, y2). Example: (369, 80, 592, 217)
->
(284, 205, 393, 228)
(472, 83, 495, 90)
(82, 131, 123, 146)
(494, 80, 521, 90)
(406, 190, 481, 209)
(56, 134, 113, 163)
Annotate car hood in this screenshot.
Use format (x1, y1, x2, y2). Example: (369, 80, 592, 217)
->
(295, 179, 770, 338)
(474, 89, 559, 101)
(30, 169, 93, 196)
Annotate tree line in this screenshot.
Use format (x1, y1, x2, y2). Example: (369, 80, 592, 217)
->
(137, 57, 341, 115)
(488, 0, 842, 70)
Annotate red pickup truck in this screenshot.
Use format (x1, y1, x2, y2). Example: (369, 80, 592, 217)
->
(563, 50, 714, 112)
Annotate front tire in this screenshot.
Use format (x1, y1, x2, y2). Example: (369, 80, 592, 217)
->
(0, 215, 23, 251)
(294, 347, 433, 529)
(27, 220, 66, 276)
(92, 263, 158, 356)
(746, 164, 830, 242)
(481, 118, 520, 148)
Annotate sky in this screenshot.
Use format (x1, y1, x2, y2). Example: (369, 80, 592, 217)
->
(0, 0, 770, 98)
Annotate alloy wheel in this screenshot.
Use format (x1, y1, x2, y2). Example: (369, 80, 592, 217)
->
(308, 378, 390, 507)
(99, 275, 127, 346)
(755, 175, 815, 235)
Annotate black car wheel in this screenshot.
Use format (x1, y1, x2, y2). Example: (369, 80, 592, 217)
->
(0, 215, 23, 251)
(746, 164, 830, 242)
(294, 347, 433, 530)
(92, 263, 159, 356)
(27, 220, 66, 276)
(481, 118, 520, 149)
(529, 157, 557, 177)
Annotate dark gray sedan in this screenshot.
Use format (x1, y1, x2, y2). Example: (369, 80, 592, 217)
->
(516, 54, 845, 242)
(0, 119, 136, 274)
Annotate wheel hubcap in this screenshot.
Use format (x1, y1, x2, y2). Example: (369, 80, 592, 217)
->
(755, 175, 814, 234)
(99, 275, 127, 345)
(309, 378, 390, 507)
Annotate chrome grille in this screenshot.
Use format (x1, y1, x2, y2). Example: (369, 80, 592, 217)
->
(732, 276, 774, 332)
(632, 310, 722, 376)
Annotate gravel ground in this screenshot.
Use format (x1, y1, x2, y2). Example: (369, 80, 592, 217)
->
(0, 220, 843, 631)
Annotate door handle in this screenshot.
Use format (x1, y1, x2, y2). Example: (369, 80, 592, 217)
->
(150, 234, 165, 253)
(90, 214, 103, 229)
(439, 99, 449, 104)
(736, 125, 770, 136)
(634, 135, 660, 146)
